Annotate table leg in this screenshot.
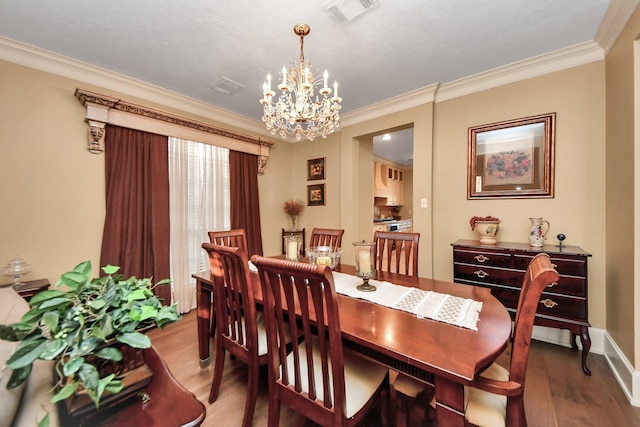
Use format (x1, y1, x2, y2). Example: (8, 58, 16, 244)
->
(196, 282, 212, 368)
(434, 376, 466, 427)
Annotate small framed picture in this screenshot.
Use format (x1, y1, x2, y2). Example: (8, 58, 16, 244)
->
(307, 157, 326, 181)
(307, 184, 325, 206)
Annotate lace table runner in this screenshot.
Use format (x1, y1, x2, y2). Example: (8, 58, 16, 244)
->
(332, 272, 482, 331)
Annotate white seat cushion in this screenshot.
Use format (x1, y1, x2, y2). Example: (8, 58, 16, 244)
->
(283, 338, 387, 419)
(464, 362, 509, 427)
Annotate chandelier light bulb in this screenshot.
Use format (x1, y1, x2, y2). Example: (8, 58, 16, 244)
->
(260, 23, 342, 142)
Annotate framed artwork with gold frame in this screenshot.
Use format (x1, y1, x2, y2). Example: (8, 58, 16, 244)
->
(467, 113, 555, 199)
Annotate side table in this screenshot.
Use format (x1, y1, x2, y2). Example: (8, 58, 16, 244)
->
(3, 278, 51, 301)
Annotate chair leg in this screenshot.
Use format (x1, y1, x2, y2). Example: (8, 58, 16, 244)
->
(208, 339, 226, 403)
(241, 362, 259, 427)
(267, 396, 280, 427)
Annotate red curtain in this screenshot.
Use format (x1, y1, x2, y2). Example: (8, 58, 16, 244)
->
(230, 150, 264, 257)
(100, 125, 171, 304)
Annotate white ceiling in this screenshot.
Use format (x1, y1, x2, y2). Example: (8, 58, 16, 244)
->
(0, 0, 616, 164)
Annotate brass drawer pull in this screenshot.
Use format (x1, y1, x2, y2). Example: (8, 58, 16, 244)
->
(474, 255, 489, 263)
(547, 281, 558, 288)
(474, 270, 489, 278)
(540, 299, 558, 308)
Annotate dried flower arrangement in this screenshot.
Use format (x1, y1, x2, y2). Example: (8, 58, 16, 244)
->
(469, 215, 501, 230)
(283, 199, 305, 217)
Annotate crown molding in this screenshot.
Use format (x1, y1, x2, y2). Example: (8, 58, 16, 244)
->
(435, 41, 604, 103)
(340, 83, 439, 127)
(0, 36, 268, 136)
(595, 0, 640, 56)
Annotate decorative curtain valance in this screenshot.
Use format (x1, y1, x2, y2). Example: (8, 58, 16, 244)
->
(75, 88, 273, 174)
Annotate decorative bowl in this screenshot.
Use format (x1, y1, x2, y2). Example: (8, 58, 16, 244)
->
(305, 246, 341, 270)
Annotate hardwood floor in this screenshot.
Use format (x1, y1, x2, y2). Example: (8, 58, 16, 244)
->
(148, 311, 640, 426)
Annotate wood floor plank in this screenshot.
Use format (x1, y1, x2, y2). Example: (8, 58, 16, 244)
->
(148, 311, 640, 426)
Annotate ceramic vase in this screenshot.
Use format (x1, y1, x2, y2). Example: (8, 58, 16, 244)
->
(475, 221, 501, 245)
(528, 217, 550, 247)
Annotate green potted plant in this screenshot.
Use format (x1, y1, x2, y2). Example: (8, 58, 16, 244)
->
(0, 261, 181, 422)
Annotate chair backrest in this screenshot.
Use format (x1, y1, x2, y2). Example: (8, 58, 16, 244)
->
(373, 231, 420, 276)
(202, 243, 259, 355)
(504, 253, 559, 425)
(251, 255, 348, 425)
(509, 252, 559, 385)
(208, 229, 248, 252)
(309, 228, 345, 250)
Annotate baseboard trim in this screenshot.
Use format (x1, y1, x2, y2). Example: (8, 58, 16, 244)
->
(533, 325, 640, 407)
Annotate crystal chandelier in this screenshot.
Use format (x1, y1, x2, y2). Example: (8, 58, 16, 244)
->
(260, 24, 342, 142)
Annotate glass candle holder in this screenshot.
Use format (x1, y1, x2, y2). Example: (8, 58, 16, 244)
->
(285, 234, 300, 261)
(2, 256, 32, 289)
(353, 240, 376, 292)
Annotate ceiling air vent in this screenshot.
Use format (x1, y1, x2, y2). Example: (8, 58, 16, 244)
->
(209, 77, 244, 95)
(325, 0, 379, 24)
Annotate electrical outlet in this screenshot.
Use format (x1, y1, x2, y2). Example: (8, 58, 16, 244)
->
(420, 198, 428, 208)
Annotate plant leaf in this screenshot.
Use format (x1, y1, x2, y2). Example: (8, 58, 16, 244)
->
(78, 363, 99, 392)
(28, 290, 68, 306)
(89, 299, 106, 310)
(138, 305, 158, 322)
(51, 383, 79, 403)
(116, 332, 150, 349)
(0, 323, 35, 341)
(63, 356, 84, 376)
(94, 346, 122, 361)
(40, 339, 66, 360)
(39, 297, 72, 310)
(59, 271, 89, 291)
(96, 373, 116, 403)
(105, 379, 124, 394)
(73, 260, 92, 276)
(6, 339, 48, 368)
(101, 265, 120, 275)
(37, 413, 49, 427)
(7, 364, 32, 388)
(42, 311, 59, 333)
(126, 289, 147, 302)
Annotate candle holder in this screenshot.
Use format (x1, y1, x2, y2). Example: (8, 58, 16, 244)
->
(285, 234, 300, 261)
(353, 240, 376, 292)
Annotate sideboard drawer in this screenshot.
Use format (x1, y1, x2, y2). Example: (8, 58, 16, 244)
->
(453, 248, 512, 268)
(513, 254, 587, 276)
(453, 264, 521, 287)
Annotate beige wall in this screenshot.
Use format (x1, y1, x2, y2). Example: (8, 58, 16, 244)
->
(2, 25, 637, 369)
(0, 61, 105, 280)
(605, 6, 640, 365)
(432, 63, 606, 331)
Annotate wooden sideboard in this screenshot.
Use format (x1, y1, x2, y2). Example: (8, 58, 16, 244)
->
(452, 239, 592, 375)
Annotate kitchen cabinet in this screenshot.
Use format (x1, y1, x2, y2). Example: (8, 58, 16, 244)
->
(451, 239, 592, 375)
(373, 161, 390, 198)
(374, 161, 404, 206)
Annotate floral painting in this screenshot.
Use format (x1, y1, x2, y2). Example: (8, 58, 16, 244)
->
(483, 148, 534, 186)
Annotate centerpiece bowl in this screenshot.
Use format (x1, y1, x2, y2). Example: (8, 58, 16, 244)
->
(305, 246, 341, 269)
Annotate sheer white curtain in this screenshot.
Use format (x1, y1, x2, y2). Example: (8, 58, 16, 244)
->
(168, 137, 230, 313)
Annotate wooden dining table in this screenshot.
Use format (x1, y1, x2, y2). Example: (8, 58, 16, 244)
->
(192, 263, 512, 426)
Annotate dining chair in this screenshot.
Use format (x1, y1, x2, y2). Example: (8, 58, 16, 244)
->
(208, 228, 247, 251)
(251, 255, 389, 427)
(309, 227, 345, 250)
(373, 231, 420, 277)
(206, 229, 248, 336)
(393, 252, 560, 427)
(201, 243, 269, 427)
